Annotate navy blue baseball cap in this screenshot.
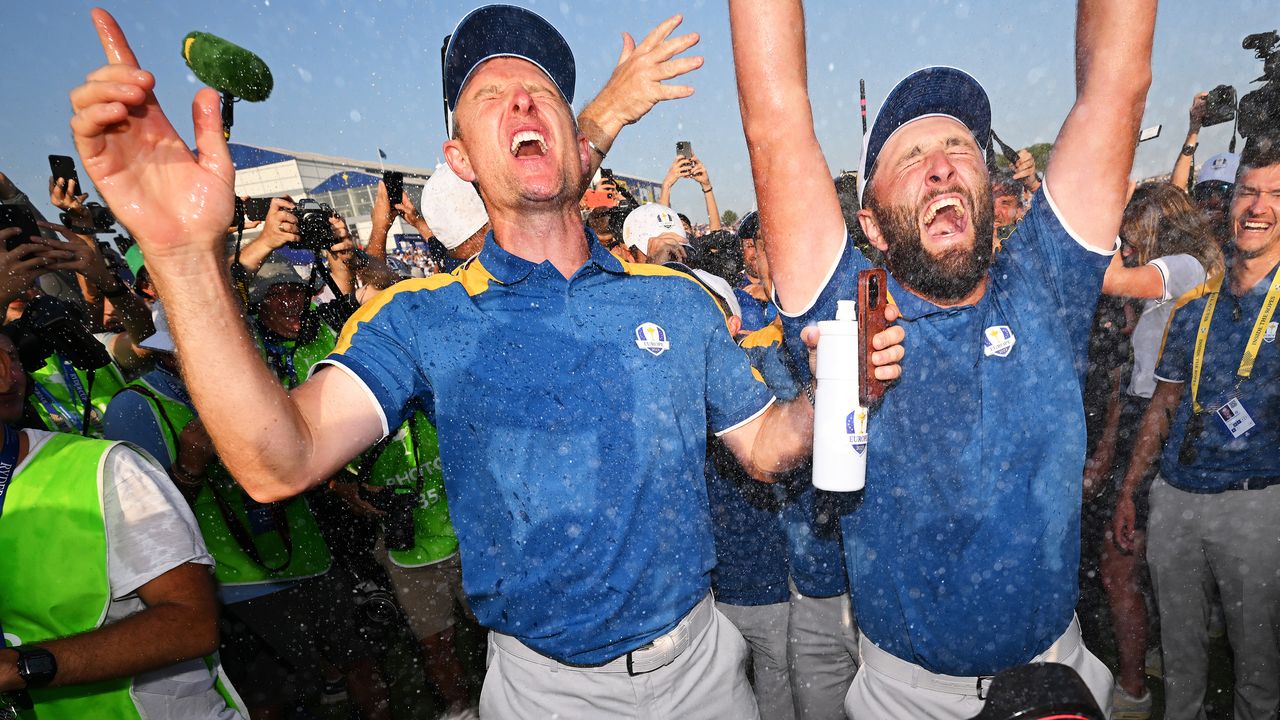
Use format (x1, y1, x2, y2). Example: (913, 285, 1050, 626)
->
(443, 4, 576, 113)
(858, 66, 990, 204)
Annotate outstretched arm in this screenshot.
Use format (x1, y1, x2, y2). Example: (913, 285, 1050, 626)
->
(1170, 92, 1207, 193)
(577, 15, 703, 190)
(1044, 0, 1156, 250)
(69, 9, 381, 501)
(729, 0, 845, 312)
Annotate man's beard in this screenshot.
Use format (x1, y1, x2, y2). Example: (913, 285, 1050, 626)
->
(871, 186, 995, 304)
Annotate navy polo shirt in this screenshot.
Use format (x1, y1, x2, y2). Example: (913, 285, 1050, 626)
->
(742, 321, 850, 599)
(320, 231, 774, 665)
(705, 440, 790, 606)
(781, 188, 1115, 676)
(1155, 259, 1280, 492)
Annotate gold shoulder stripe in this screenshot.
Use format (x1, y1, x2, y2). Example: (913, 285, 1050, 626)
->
(623, 261, 730, 317)
(332, 261, 497, 355)
(740, 317, 784, 350)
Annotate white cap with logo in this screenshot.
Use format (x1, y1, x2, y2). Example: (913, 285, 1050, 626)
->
(420, 163, 489, 250)
(1196, 152, 1240, 185)
(622, 203, 686, 256)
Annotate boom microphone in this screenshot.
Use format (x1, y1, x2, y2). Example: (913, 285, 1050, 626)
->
(182, 31, 273, 138)
(182, 32, 273, 101)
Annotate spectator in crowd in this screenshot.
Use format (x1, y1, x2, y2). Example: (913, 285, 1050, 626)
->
(416, 164, 491, 273)
(1082, 182, 1223, 719)
(1114, 134, 1280, 720)
(659, 153, 722, 235)
(69, 8, 908, 720)
(585, 206, 621, 254)
(992, 150, 1040, 250)
(734, 211, 778, 334)
(0, 328, 245, 720)
(621, 202, 692, 264)
(733, 1, 1154, 718)
(0, 171, 87, 307)
(1169, 92, 1240, 247)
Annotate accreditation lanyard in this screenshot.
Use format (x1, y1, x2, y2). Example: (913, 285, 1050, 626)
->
(0, 425, 22, 521)
(1189, 263, 1280, 413)
(30, 357, 91, 433)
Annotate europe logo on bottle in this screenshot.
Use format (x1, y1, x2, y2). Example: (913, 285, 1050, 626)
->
(634, 322, 671, 356)
(845, 407, 869, 455)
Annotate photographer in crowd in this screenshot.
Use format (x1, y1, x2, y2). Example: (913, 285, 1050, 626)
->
(1114, 135, 1280, 720)
(659, 151, 722, 235)
(1170, 92, 1240, 247)
(0, 328, 245, 720)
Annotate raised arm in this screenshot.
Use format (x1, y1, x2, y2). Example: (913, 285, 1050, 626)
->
(69, 9, 381, 501)
(730, 0, 846, 312)
(1170, 92, 1207, 192)
(1044, 0, 1157, 250)
(577, 15, 703, 188)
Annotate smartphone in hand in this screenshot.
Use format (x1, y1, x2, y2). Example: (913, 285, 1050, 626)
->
(384, 171, 404, 206)
(49, 155, 81, 191)
(857, 268, 890, 407)
(0, 206, 41, 251)
(676, 141, 693, 160)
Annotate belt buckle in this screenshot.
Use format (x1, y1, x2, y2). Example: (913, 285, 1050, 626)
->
(625, 641, 656, 677)
(976, 675, 994, 700)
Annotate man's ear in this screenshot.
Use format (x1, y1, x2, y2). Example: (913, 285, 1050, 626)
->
(727, 314, 743, 338)
(443, 139, 476, 183)
(858, 208, 888, 253)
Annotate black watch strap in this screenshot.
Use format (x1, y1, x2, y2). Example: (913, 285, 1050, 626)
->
(1181, 143, 1197, 157)
(14, 646, 56, 689)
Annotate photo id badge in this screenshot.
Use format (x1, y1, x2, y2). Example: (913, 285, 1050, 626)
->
(1216, 397, 1255, 438)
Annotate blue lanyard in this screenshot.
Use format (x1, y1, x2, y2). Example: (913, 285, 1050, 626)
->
(31, 381, 81, 433)
(0, 424, 23, 521)
(60, 357, 90, 412)
(262, 337, 300, 388)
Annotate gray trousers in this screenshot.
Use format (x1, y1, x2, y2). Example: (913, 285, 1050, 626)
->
(480, 601, 759, 720)
(718, 601, 796, 720)
(1147, 476, 1280, 720)
(788, 591, 858, 720)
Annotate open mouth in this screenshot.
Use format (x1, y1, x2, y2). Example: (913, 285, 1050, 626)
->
(921, 195, 969, 241)
(1241, 219, 1273, 233)
(510, 130, 548, 158)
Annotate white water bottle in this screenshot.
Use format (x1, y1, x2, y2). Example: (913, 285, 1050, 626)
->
(812, 299, 868, 492)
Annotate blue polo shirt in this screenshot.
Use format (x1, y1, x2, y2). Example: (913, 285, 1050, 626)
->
(320, 232, 774, 665)
(781, 187, 1115, 676)
(742, 320, 849, 599)
(705, 440, 790, 606)
(1155, 258, 1280, 492)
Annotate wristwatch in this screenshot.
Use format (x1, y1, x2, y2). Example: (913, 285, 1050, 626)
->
(1181, 143, 1197, 157)
(14, 647, 56, 689)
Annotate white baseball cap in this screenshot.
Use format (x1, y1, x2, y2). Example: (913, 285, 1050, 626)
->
(1196, 152, 1240, 186)
(420, 163, 489, 250)
(691, 268, 742, 319)
(622, 203, 687, 256)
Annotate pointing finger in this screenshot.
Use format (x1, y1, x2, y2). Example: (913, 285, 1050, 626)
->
(92, 7, 140, 67)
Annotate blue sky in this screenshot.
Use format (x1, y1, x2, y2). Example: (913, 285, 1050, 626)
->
(3, 0, 1276, 225)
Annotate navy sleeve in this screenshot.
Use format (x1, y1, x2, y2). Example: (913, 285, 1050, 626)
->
(703, 296, 775, 436)
(1001, 186, 1118, 353)
(1155, 300, 1199, 383)
(317, 289, 434, 436)
(103, 391, 175, 468)
(778, 236, 870, 386)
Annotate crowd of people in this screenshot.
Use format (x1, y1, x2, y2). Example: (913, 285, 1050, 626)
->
(0, 2, 1277, 720)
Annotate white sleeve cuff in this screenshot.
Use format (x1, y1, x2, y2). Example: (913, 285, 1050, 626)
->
(773, 227, 848, 319)
(714, 396, 777, 437)
(1042, 182, 1120, 257)
(311, 359, 391, 438)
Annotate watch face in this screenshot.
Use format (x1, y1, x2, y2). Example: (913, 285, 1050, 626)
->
(17, 648, 56, 687)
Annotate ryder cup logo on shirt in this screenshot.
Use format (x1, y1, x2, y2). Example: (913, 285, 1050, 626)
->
(634, 322, 671, 356)
(1265, 321, 1278, 344)
(982, 325, 1017, 358)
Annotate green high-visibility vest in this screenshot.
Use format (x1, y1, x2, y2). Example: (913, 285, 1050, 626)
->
(29, 354, 125, 437)
(118, 377, 332, 586)
(0, 431, 243, 719)
(363, 414, 459, 567)
(258, 318, 338, 389)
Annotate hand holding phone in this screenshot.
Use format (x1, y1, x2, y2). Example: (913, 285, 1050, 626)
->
(49, 155, 81, 190)
(857, 268, 890, 407)
(0, 206, 41, 251)
(383, 171, 404, 207)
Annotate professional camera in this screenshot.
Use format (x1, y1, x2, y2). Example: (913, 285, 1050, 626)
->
(6, 296, 112, 374)
(967, 663, 1104, 720)
(285, 199, 339, 252)
(59, 201, 116, 235)
(686, 229, 745, 284)
(1238, 30, 1280, 139)
(366, 486, 419, 551)
(350, 578, 401, 627)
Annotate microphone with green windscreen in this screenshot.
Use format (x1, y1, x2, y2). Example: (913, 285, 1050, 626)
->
(182, 31, 274, 138)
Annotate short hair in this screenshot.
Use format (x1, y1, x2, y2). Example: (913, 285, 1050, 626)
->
(1239, 134, 1280, 178)
(990, 170, 1021, 199)
(586, 207, 613, 238)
